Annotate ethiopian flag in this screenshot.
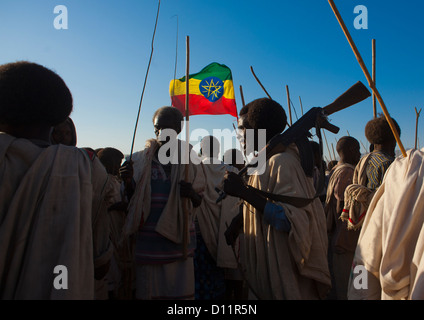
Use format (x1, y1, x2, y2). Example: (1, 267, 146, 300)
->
(170, 62, 238, 118)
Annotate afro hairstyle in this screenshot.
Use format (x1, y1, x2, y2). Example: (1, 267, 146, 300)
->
(239, 98, 287, 138)
(365, 114, 401, 145)
(0, 61, 73, 127)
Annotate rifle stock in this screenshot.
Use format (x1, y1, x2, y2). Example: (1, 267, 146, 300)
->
(323, 81, 371, 116)
(239, 81, 371, 177)
(217, 81, 372, 202)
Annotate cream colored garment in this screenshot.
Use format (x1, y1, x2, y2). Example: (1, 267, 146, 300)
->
(0, 133, 110, 299)
(196, 157, 239, 269)
(341, 153, 375, 230)
(124, 139, 205, 244)
(243, 144, 331, 300)
(348, 149, 424, 300)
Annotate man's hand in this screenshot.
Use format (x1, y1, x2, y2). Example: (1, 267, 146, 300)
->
(119, 160, 134, 185)
(225, 213, 243, 246)
(223, 171, 247, 199)
(179, 180, 202, 208)
(119, 160, 135, 200)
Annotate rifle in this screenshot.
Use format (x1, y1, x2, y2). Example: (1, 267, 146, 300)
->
(216, 81, 371, 204)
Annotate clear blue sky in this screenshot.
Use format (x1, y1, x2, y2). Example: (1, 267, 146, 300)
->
(1, 0, 423, 162)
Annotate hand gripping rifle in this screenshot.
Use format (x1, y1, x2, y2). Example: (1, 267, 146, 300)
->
(216, 81, 371, 204)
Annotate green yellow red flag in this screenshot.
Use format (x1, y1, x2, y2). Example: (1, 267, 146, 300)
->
(170, 62, 238, 118)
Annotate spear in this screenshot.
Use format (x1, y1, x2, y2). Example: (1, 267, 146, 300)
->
(328, 0, 406, 157)
(129, 0, 161, 161)
(415, 107, 422, 149)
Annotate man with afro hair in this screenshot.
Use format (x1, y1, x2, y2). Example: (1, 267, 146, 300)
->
(364, 114, 401, 189)
(223, 98, 331, 299)
(0, 61, 112, 299)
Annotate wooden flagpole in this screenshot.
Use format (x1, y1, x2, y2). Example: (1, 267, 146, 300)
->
(372, 39, 377, 118)
(415, 107, 422, 149)
(183, 35, 190, 259)
(286, 85, 293, 126)
(328, 0, 406, 157)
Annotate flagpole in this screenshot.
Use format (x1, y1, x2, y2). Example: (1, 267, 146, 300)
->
(182, 35, 190, 260)
(328, 0, 406, 157)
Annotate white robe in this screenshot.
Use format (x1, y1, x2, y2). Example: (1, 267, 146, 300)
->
(0, 133, 111, 299)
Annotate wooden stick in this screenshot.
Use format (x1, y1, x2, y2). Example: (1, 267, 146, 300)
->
(360, 140, 368, 154)
(286, 85, 292, 126)
(331, 143, 337, 162)
(129, 0, 161, 161)
(372, 39, 377, 118)
(239, 85, 246, 108)
(322, 130, 333, 162)
(299, 96, 304, 116)
(183, 35, 190, 260)
(347, 130, 350, 136)
(250, 66, 272, 99)
(328, 0, 406, 157)
(415, 107, 422, 149)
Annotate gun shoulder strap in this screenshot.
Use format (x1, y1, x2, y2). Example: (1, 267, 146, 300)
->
(248, 186, 319, 208)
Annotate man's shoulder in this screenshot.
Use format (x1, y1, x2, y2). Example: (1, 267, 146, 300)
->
(268, 146, 301, 166)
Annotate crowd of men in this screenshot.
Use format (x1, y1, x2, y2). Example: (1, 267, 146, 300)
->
(1, 61, 423, 300)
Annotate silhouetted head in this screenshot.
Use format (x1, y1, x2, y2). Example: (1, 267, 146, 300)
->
(0, 61, 73, 141)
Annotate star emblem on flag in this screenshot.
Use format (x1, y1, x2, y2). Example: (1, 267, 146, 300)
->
(199, 76, 224, 102)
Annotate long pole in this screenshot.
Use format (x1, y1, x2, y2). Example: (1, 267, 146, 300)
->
(331, 143, 337, 162)
(129, 0, 161, 161)
(240, 85, 246, 108)
(328, 0, 406, 157)
(250, 66, 272, 99)
(286, 85, 292, 126)
(372, 39, 377, 118)
(415, 107, 422, 149)
(183, 36, 190, 259)
(322, 130, 333, 162)
(299, 96, 304, 116)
